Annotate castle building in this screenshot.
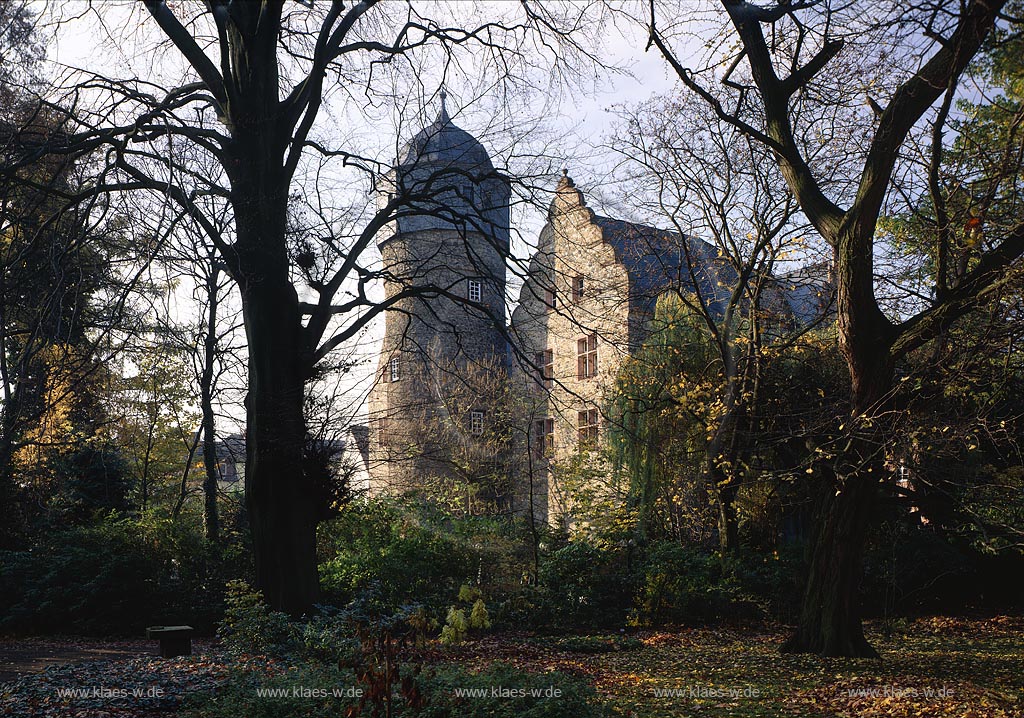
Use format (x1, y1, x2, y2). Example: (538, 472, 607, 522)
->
(364, 105, 832, 523)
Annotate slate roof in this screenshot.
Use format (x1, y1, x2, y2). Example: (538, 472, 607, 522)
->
(398, 104, 492, 169)
(775, 262, 835, 327)
(594, 215, 734, 315)
(593, 215, 833, 327)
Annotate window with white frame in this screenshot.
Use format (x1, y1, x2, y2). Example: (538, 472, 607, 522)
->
(534, 349, 553, 389)
(388, 357, 400, 383)
(533, 418, 554, 459)
(468, 279, 482, 303)
(577, 408, 599, 446)
(544, 286, 556, 312)
(572, 275, 585, 302)
(470, 410, 485, 435)
(577, 334, 597, 379)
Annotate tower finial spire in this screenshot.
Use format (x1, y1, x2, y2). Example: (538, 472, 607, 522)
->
(439, 85, 449, 123)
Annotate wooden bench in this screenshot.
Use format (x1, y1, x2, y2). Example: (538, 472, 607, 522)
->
(146, 625, 193, 658)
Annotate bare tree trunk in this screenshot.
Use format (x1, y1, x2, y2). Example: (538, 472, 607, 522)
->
(716, 476, 740, 554)
(231, 133, 319, 614)
(707, 371, 749, 555)
(200, 260, 221, 543)
(213, 9, 320, 616)
(172, 429, 201, 521)
(241, 280, 319, 615)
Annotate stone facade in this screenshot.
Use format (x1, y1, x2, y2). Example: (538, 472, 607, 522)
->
(509, 173, 731, 525)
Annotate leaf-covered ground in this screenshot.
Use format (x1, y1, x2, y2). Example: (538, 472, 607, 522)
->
(1, 617, 1021, 717)
(435, 616, 1023, 717)
(0, 640, 225, 718)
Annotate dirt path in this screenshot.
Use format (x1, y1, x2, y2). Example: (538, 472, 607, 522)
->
(0, 638, 158, 683)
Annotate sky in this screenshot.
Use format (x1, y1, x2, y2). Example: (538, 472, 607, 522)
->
(37, 0, 687, 426)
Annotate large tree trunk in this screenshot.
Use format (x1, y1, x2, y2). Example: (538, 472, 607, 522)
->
(230, 132, 319, 615)
(239, 272, 319, 616)
(784, 233, 893, 657)
(782, 460, 880, 657)
(223, 12, 319, 616)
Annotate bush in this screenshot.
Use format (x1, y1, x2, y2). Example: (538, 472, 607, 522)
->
(181, 661, 362, 718)
(861, 521, 976, 616)
(630, 542, 801, 627)
(317, 498, 542, 630)
(631, 542, 728, 626)
(318, 499, 480, 614)
(217, 580, 297, 656)
(535, 541, 635, 629)
(0, 513, 243, 635)
(727, 546, 806, 624)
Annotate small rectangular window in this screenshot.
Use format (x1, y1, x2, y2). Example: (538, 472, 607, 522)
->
(577, 334, 597, 379)
(377, 417, 390, 445)
(533, 417, 555, 459)
(572, 275, 585, 302)
(534, 349, 553, 389)
(468, 279, 482, 303)
(389, 357, 400, 383)
(470, 410, 485, 435)
(544, 286, 556, 312)
(577, 409, 599, 447)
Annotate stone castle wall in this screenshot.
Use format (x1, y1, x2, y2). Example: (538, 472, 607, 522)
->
(510, 176, 643, 526)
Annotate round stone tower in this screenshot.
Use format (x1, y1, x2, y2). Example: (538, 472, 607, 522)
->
(367, 96, 511, 494)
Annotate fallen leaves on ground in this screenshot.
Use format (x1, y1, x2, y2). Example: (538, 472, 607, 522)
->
(432, 617, 1023, 718)
(1, 616, 1021, 717)
(0, 651, 230, 718)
